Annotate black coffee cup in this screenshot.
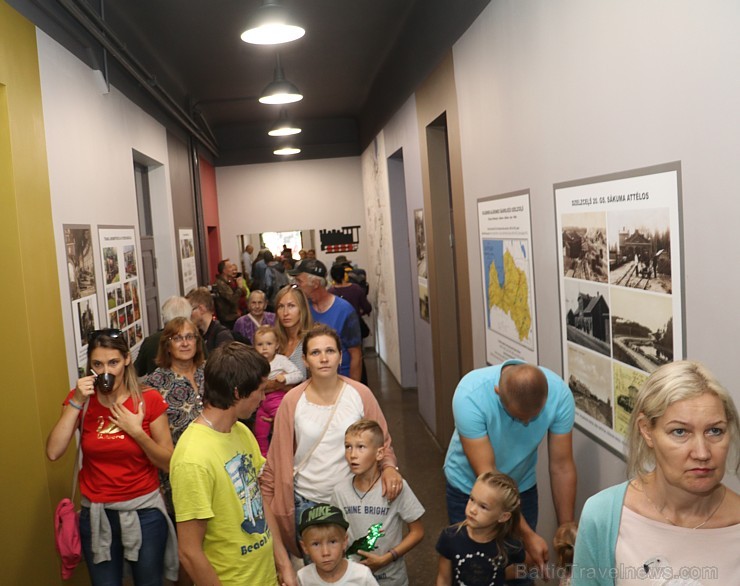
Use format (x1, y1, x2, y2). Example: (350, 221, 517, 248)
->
(95, 373, 116, 394)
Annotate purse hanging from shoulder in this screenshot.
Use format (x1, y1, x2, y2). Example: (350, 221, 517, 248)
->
(54, 400, 89, 579)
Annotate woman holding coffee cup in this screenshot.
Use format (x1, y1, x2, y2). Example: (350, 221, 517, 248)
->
(47, 328, 177, 585)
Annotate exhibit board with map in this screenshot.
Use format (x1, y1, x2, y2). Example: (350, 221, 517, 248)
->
(554, 163, 684, 456)
(477, 191, 538, 365)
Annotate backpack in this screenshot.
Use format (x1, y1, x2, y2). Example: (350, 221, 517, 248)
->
(265, 264, 290, 304)
(54, 498, 82, 579)
(343, 264, 369, 295)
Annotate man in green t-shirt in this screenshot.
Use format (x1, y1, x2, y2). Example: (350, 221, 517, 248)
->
(171, 342, 296, 586)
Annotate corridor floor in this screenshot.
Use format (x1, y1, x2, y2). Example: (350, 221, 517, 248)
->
(364, 352, 449, 584)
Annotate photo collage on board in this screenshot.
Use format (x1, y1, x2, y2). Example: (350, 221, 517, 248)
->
(100, 228, 144, 352)
(65, 225, 100, 376)
(562, 206, 673, 438)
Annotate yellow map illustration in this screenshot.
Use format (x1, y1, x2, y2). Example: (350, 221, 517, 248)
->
(488, 249, 532, 342)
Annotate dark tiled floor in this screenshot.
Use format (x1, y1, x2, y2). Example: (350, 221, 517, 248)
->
(364, 352, 449, 585)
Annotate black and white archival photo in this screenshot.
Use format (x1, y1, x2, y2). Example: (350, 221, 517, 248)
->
(610, 286, 672, 373)
(567, 343, 613, 428)
(561, 212, 608, 283)
(608, 208, 671, 294)
(564, 280, 611, 358)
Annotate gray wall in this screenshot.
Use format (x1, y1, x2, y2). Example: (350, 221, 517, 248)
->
(451, 0, 740, 547)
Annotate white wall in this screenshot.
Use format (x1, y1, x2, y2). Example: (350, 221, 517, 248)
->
(451, 0, 740, 543)
(38, 31, 179, 386)
(361, 136, 403, 382)
(216, 157, 369, 283)
(380, 96, 437, 431)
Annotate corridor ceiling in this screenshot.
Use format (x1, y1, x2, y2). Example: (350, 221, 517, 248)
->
(10, 0, 490, 165)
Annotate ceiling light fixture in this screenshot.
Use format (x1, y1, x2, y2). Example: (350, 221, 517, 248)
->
(259, 54, 303, 105)
(274, 146, 301, 156)
(268, 108, 302, 136)
(241, 0, 305, 45)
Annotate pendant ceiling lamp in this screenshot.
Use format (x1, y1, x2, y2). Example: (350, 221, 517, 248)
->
(259, 54, 303, 105)
(274, 146, 301, 156)
(241, 0, 305, 45)
(268, 108, 301, 136)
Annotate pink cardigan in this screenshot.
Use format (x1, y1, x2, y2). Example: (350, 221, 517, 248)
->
(259, 376, 398, 556)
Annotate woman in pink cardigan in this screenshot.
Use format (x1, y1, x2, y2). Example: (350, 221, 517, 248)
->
(259, 324, 403, 557)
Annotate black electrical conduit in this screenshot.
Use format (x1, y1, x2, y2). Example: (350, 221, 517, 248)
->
(57, 0, 220, 158)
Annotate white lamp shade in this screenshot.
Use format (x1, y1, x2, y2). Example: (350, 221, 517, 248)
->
(259, 78, 303, 104)
(274, 146, 301, 155)
(241, 1, 305, 45)
(268, 110, 302, 136)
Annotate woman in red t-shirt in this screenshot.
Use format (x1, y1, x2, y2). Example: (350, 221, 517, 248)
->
(47, 329, 175, 585)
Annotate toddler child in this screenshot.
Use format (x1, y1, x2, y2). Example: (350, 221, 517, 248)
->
(332, 419, 424, 585)
(553, 521, 577, 586)
(436, 472, 525, 586)
(253, 325, 303, 455)
(298, 504, 379, 585)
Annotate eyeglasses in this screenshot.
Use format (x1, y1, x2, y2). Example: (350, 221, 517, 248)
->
(170, 333, 196, 344)
(88, 328, 123, 343)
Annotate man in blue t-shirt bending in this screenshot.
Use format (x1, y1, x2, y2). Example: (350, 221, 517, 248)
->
(444, 359, 577, 585)
(290, 259, 362, 380)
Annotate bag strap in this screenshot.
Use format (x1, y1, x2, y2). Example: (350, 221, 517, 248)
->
(70, 400, 90, 501)
(293, 383, 345, 477)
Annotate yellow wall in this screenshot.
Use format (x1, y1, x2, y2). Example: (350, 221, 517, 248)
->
(0, 3, 87, 583)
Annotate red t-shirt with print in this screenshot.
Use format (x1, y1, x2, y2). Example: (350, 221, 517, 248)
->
(65, 388, 167, 503)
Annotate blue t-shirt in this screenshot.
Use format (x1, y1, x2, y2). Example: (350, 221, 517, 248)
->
(310, 295, 362, 377)
(443, 360, 575, 495)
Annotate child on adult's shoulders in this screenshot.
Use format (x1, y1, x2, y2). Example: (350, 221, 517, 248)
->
(297, 504, 379, 586)
(331, 419, 425, 585)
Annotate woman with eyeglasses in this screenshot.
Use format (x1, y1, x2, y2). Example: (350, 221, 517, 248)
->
(274, 284, 313, 380)
(47, 329, 177, 585)
(143, 317, 204, 496)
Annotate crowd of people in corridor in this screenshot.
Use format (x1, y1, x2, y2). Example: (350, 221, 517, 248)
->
(46, 246, 740, 586)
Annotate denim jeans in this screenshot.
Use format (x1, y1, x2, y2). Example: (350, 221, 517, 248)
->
(294, 491, 320, 563)
(80, 507, 167, 586)
(445, 481, 538, 586)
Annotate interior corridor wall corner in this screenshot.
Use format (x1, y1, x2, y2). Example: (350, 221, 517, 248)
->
(199, 156, 221, 283)
(167, 131, 202, 292)
(361, 133, 404, 383)
(0, 4, 84, 583)
(415, 51, 473, 446)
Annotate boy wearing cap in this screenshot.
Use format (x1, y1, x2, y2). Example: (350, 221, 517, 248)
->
(298, 504, 379, 586)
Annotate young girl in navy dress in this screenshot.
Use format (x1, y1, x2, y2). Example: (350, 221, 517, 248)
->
(436, 472, 525, 586)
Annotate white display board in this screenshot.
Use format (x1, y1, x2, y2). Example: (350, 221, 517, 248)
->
(98, 226, 144, 353)
(477, 191, 538, 365)
(179, 228, 197, 294)
(555, 163, 684, 455)
(64, 224, 100, 376)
